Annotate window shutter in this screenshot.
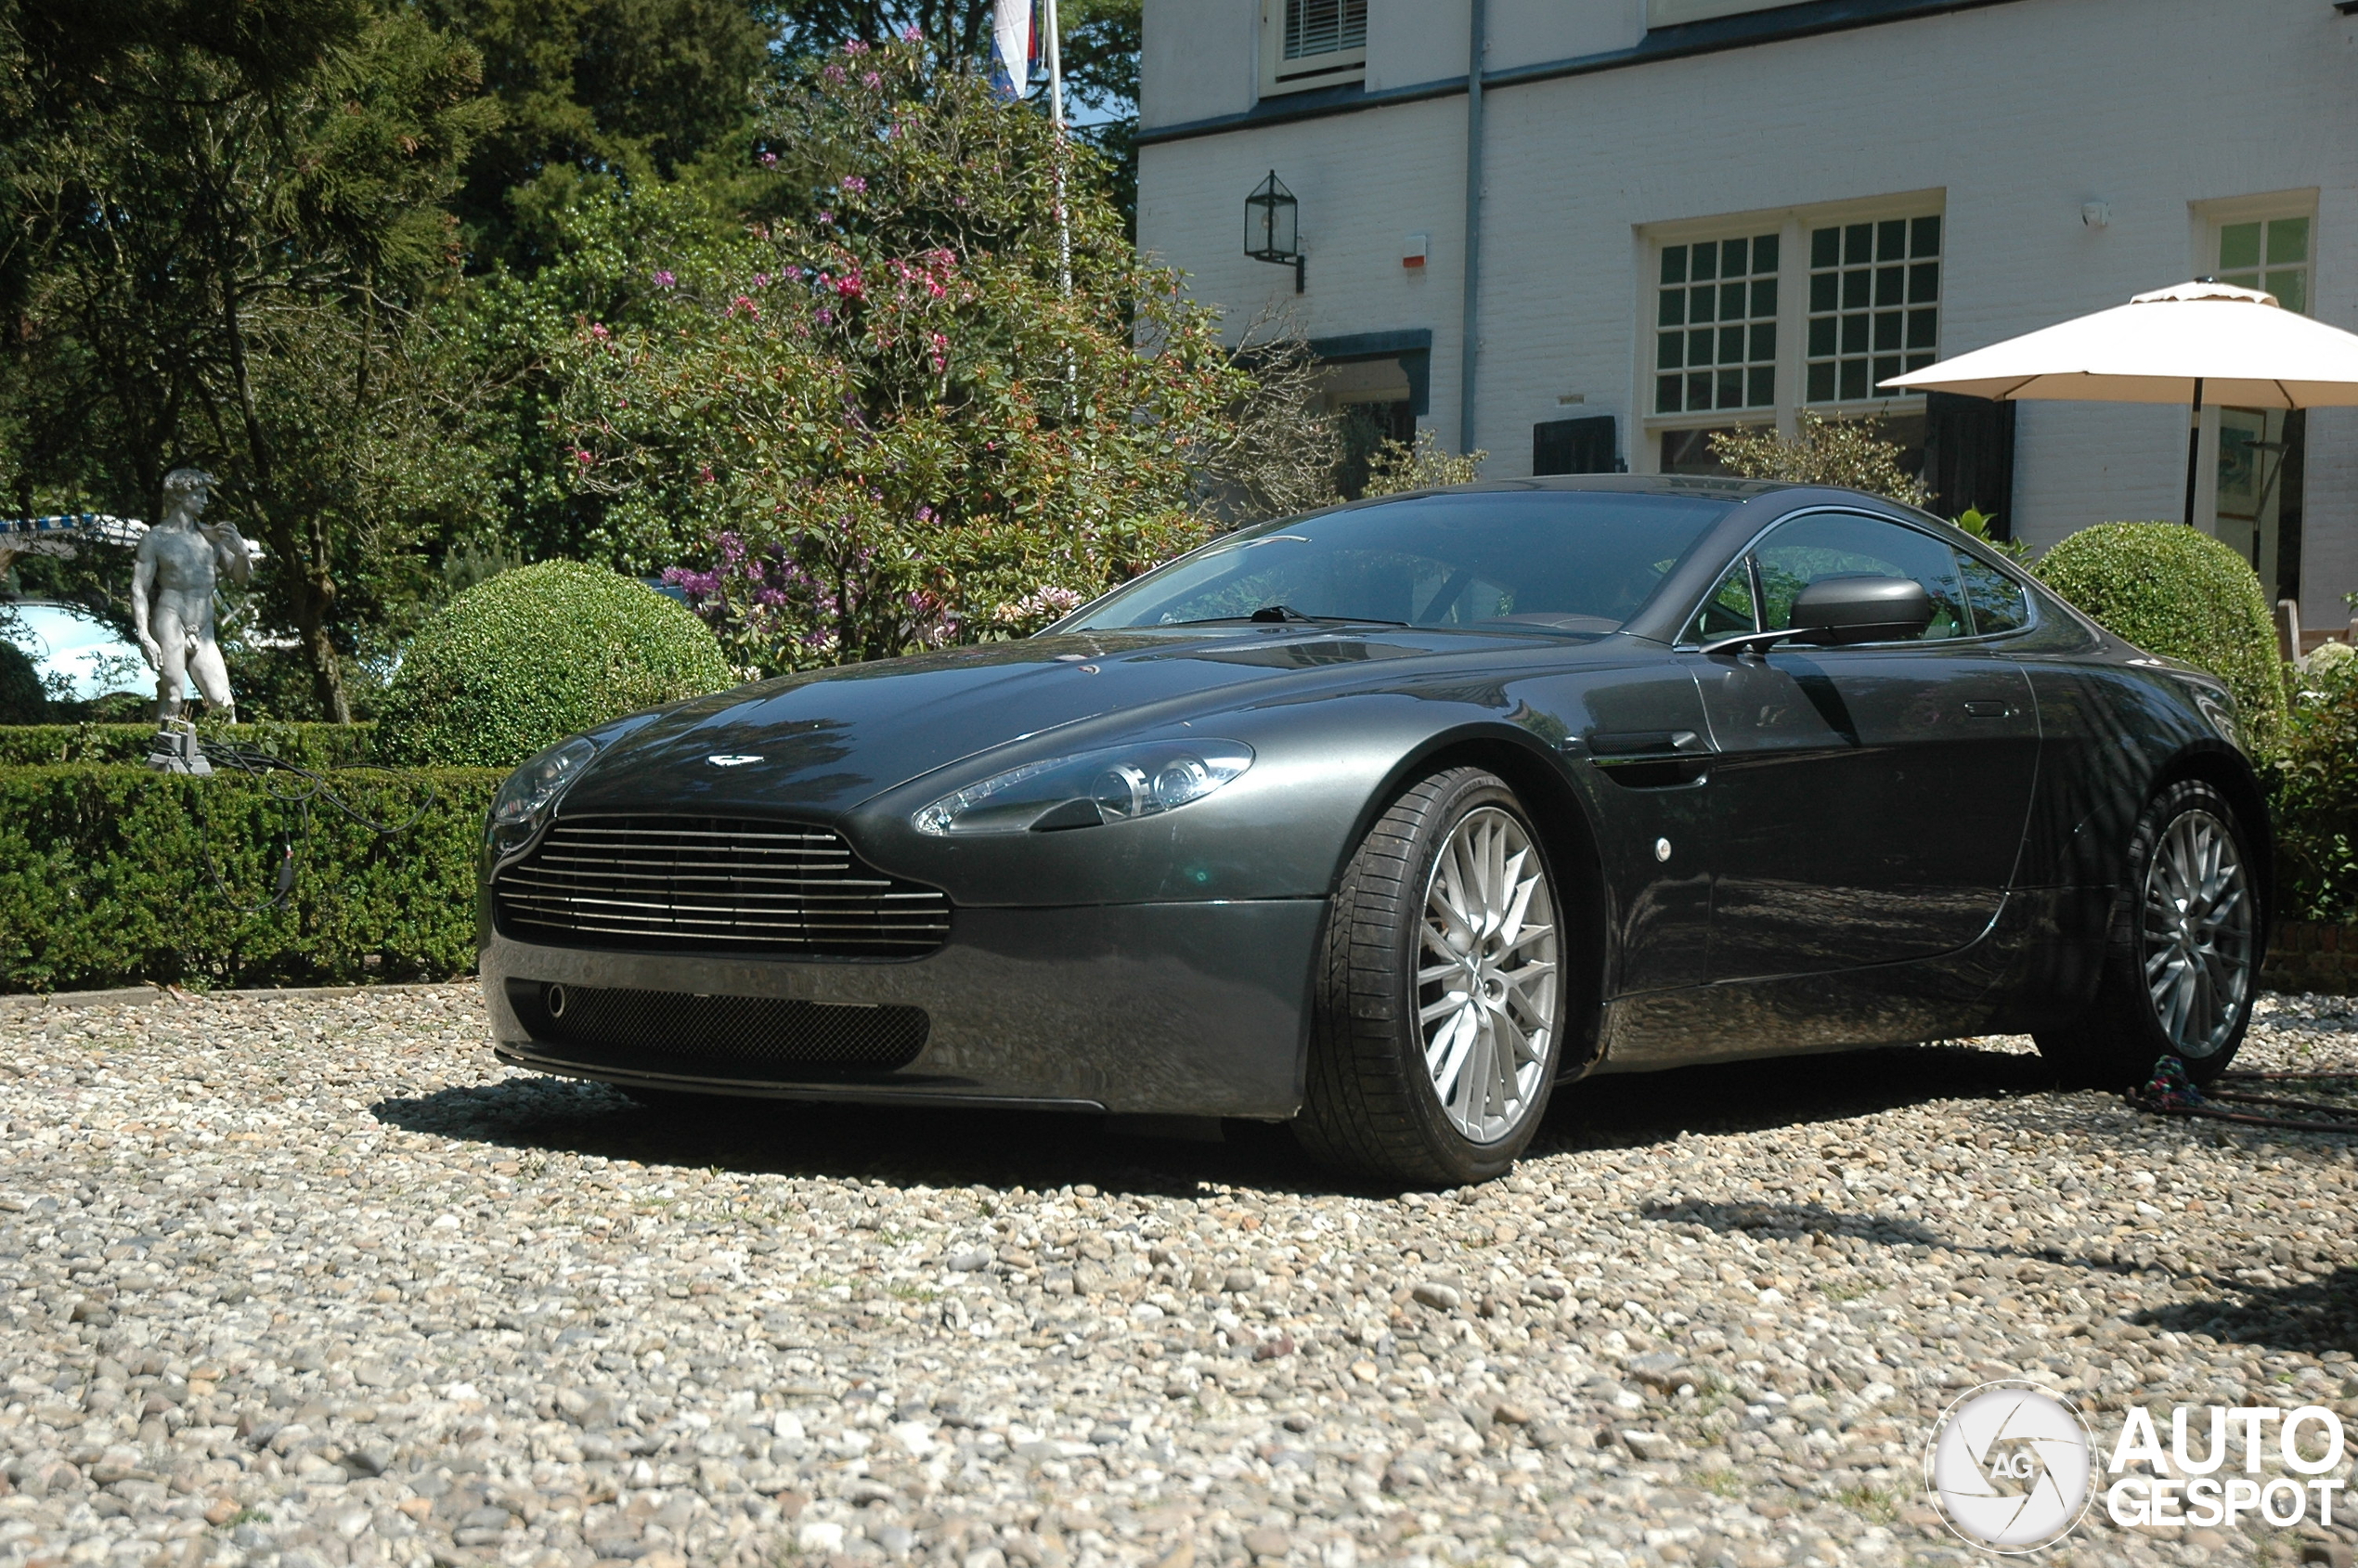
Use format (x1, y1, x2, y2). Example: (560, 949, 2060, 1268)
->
(1922, 392, 2016, 537)
(1533, 416, 1620, 476)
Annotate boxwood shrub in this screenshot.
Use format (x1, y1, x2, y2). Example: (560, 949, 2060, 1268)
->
(2036, 521, 2287, 750)
(0, 764, 500, 992)
(376, 561, 735, 768)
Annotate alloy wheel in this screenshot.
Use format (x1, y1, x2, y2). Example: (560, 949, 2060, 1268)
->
(2140, 807, 2254, 1059)
(1415, 806, 1560, 1141)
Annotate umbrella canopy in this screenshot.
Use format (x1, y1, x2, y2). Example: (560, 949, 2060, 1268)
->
(1885, 280, 2358, 527)
(1882, 280, 2358, 408)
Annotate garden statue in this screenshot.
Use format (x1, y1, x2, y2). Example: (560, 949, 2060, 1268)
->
(131, 468, 263, 723)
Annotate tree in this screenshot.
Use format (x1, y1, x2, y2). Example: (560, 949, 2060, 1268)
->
(556, 37, 1243, 670)
(0, 0, 502, 719)
(420, 0, 776, 268)
(1706, 413, 1934, 510)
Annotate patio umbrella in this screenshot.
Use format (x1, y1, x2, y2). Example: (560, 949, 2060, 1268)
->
(1883, 279, 2358, 525)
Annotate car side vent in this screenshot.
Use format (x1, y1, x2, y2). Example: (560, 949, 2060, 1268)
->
(493, 817, 952, 958)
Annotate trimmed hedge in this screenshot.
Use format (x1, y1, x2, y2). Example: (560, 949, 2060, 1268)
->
(0, 721, 377, 770)
(0, 764, 501, 992)
(2036, 521, 2287, 749)
(377, 561, 734, 768)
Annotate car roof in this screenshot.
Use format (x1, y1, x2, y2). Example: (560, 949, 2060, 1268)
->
(1349, 473, 1798, 505)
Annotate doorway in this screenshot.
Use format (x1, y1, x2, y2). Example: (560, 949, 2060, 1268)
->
(2214, 407, 2306, 605)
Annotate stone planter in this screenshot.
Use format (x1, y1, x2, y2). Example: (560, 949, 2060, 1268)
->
(2262, 920, 2358, 995)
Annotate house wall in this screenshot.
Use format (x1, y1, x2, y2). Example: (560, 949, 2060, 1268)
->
(1136, 0, 2358, 628)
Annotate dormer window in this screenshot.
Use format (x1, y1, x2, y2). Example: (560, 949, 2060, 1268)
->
(1263, 0, 1367, 97)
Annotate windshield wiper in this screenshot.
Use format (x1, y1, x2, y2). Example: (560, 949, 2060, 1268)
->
(1164, 605, 1409, 628)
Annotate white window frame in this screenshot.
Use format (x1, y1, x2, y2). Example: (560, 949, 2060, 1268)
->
(1634, 189, 1946, 473)
(1261, 0, 1367, 98)
(1649, 0, 1812, 25)
(2196, 188, 2318, 315)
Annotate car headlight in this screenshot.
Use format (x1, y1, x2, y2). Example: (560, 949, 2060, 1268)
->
(913, 739, 1254, 836)
(486, 736, 599, 858)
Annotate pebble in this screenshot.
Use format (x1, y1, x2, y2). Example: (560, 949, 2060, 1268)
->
(0, 984, 2353, 1568)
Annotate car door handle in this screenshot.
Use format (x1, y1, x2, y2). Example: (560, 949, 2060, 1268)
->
(1963, 701, 2015, 719)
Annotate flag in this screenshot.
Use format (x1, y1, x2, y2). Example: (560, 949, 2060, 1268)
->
(990, 0, 1036, 99)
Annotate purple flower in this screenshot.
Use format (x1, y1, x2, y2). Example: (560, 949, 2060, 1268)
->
(753, 273, 771, 288)
(815, 307, 834, 326)
(901, 23, 922, 41)
(759, 150, 778, 167)
(840, 175, 867, 195)
(862, 71, 880, 87)
(652, 269, 676, 288)
(816, 211, 835, 227)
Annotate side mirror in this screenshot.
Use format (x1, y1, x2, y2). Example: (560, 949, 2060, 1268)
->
(1790, 575, 1934, 644)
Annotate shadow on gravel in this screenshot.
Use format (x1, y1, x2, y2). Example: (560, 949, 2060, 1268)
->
(2131, 1266, 2358, 1354)
(370, 1038, 2066, 1199)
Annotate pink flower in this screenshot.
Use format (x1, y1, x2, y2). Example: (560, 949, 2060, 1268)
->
(836, 273, 864, 300)
(816, 210, 835, 226)
(759, 150, 778, 167)
(573, 448, 594, 465)
(730, 294, 758, 316)
(842, 37, 869, 54)
(753, 273, 770, 287)
(900, 23, 921, 41)
(652, 269, 676, 288)
(840, 175, 867, 195)
(862, 71, 880, 87)
(588, 323, 610, 341)
(699, 466, 715, 483)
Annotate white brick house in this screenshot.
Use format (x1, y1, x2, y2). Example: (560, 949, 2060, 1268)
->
(1136, 0, 2358, 629)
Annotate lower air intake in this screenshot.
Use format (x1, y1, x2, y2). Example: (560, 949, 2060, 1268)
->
(508, 981, 928, 1075)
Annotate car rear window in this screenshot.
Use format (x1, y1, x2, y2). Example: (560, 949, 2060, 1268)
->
(1074, 491, 1734, 636)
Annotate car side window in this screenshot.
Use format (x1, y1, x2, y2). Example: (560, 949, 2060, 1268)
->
(1753, 512, 1969, 642)
(1683, 564, 1757, 642)
(1955, 550, 2031, 636)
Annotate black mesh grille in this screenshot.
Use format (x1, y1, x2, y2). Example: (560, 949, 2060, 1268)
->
(493, 816, 951, 958)
(510, 981, 928, 1074)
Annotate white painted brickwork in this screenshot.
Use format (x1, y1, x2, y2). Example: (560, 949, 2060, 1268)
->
(1138, 0, 2358, 627)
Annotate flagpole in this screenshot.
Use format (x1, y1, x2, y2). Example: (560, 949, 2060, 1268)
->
(1044, 0, 1069, 299)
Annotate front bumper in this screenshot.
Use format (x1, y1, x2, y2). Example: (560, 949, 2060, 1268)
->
(481, 899, 1327, 1117)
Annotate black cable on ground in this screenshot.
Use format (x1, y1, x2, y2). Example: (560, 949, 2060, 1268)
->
(184, 739, 440, 915)
(2132, 1056, 2358, 1135)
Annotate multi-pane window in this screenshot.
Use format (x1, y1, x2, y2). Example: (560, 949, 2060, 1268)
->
(1807, 215, 1941, 404)
(2217, 216, 2309, 315)
(1654, 233, 1779, 415)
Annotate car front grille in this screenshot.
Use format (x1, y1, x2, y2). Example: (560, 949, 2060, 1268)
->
(493, 816, 952, 958)
(507, 981, 929, 1074)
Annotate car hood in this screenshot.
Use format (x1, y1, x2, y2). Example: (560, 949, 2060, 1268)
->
(555, 626, 1627, 820)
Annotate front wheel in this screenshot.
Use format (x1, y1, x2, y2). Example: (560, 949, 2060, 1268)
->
(1294, 768, 1567, 1185)
(2035, 778, 2261, 1089)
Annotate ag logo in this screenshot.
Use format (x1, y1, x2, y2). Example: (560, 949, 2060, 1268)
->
(1924, 1381, 2095, 1552)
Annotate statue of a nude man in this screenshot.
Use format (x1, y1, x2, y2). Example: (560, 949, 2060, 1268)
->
(131, 468, 265, 723)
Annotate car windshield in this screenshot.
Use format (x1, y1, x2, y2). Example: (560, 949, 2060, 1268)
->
(1072, 490, 1734, 637)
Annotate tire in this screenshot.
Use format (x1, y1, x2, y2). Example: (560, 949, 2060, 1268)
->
(2035, 778, 2261, 1090)
(1294, 768, 1568, 1185)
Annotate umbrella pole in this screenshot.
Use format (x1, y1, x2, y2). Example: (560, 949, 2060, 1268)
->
(2183, 377, 2204, 527)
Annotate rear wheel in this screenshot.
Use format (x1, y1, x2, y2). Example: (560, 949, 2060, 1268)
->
(1295, 768, 1566, 1185)
(2035, 778, 2259, 1089)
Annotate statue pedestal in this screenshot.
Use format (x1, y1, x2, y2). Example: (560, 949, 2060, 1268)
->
(144, 720, 212, 776)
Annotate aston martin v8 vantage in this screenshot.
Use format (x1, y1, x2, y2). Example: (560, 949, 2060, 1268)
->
(479, 478, 2266, 1183)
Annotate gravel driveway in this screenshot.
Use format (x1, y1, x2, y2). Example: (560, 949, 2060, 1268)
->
(1, 984, 2353, 1568)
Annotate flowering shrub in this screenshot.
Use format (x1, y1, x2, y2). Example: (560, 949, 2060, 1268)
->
(558, 39, 1247, 672)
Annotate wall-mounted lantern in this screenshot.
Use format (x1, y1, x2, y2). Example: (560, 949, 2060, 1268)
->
(1245, 171, 1304, 293)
